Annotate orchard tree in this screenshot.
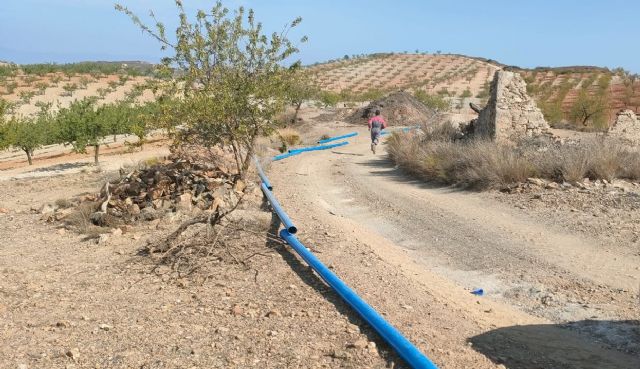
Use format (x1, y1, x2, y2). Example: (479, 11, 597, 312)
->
(286, 68, 318, 123)
(570, 89, 610, 128)
(4, 107, 54, 165)
(116, 0, 306, 178)
(56, 98, 110, 165)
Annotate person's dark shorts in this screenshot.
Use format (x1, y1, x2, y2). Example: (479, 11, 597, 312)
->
(371, 129, 381, 144)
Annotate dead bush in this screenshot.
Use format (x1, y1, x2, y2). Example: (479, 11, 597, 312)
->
(278, 128, 302, 146)
(388, 122, 640, 189)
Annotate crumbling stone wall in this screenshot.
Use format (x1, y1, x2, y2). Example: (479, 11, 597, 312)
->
(475, 71, 549, 141)
(609, 109, 640, 145)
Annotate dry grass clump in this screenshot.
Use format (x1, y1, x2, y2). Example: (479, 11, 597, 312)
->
(278, 128, 302, 146)
(388, 122, 640, 190)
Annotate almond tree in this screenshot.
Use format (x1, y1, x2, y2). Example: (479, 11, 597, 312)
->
(3, 106, 54, 165)
(116, 0, 306, 178)
(56, 98, 105, 165)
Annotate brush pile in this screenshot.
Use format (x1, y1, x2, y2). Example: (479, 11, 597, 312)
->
(87, 145, 261, 227)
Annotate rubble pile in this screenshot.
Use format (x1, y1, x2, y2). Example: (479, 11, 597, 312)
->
(86, 147, 261, 227)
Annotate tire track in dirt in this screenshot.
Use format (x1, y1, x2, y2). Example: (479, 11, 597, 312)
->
(268, 126, 639, 368)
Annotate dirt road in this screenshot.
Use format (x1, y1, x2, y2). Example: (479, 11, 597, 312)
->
(268, 124, 640, 368)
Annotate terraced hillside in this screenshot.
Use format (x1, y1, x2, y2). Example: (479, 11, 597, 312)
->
(0, 62, 157, 117)
(517, 67, 640, 126)
(312, 54, 640, 127)
(311, 53, 499, 99)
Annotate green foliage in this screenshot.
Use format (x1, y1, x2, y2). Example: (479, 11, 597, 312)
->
(539, 100, 564, 125)
(4, 81, 17, 95)
(569, 89, 610, 129)
(56, 98, 104, 162)
(414, 90, 449, 111)
(0, 64, 17, 78)
(476, 81, 490, 99)
(116, 1, 306, 176)
(3, 106, 55, 164)
(318, 91, 340, 107)
(286, 69, 319, 121)
(459, 88, 472, 98)
(19, 62, 155, 77)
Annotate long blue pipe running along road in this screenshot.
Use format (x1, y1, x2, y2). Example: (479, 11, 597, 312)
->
(288, 141, 349, 154)
(280, 229, 439, 369)
(260, 183, 297, 234)
(254, 157, 273, 190)
(317, 132, 358, 144)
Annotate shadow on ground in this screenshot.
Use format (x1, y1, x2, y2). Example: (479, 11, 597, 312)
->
(27, 162, 93, 173)
(469, 320, 640, 369)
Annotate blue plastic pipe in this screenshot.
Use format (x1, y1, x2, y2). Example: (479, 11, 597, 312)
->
(288, 141, 349, 154)
(273, 151, 301, 161)
(260, 183, 297, 234)
(280, 229, 439, 369)
(317, 132, 358, 144)
(254, 157, 273, 190)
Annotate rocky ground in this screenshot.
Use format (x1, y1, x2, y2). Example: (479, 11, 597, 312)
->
(0, 172, 404, 369)
(492, 178, 640, 260)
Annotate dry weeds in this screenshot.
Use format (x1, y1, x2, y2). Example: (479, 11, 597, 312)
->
(388, 122, 640, 189)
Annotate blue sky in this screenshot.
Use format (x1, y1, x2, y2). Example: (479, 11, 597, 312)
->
(1, 0, 638, 72)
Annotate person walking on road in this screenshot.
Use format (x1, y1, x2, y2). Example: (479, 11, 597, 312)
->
(368, 109, 388, 154)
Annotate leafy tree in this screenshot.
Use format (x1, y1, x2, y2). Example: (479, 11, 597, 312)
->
(56, 98, 108, 165)
(117, 0, 306, 178)
(569, 89, 610, 128)
(414, 90, 449, 111)
(3, 107, 54, 165)
(285, 69, 318, 123)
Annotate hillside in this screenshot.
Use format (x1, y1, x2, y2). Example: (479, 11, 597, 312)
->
(310, 53, 499, 99)
(0, 62, 157, 117)
(311, 54, 640, 127)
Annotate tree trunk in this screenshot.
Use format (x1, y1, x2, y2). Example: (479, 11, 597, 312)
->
(25, 149, 33, 165)
(240, 137, 257, 180)
(94, 145, 100, 165)
(292, 101, 303, 124)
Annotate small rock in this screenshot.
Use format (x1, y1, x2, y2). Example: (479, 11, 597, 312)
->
(129, 204, 141, 215)
(65, 348, 80, 361)
(0, 208, 8, 214)
(231, 305, 244, 316)
(347, 338, 368, 349)
(96, 234, 109, 245)
(57, 228, 67, 236)
(98, 323, 112, 331)
(527, 178, 546, 187)
(38, 204, 55, 215)
(233, 180, 246, 193)
(267, 330, 279, 337)
(56, 320, 71, 328)
(216, 327, 230, 334)
(110, 228, 123, 237)
(266, 309, 282, 318)
(546, 182, 560, 190)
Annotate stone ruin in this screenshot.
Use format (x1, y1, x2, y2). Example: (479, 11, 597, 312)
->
(473, 71, 549, 141)
(608, 109, 640, 145)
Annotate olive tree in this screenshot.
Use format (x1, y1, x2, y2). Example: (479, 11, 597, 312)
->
(116, 0, 306, 178)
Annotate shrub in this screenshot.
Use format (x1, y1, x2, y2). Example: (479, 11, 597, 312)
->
(278, 128, 301, 150)
(414, 90, 449, 111)
(388, 122, 640, 189)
